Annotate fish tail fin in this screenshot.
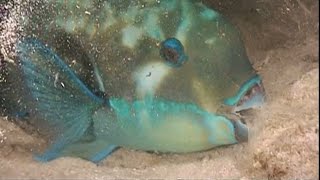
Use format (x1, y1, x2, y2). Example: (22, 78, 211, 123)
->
(17, 38, 109, 161)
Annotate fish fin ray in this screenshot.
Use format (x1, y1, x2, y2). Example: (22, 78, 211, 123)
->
(17, 38, 106, 161)
(61, 140, 118, 163)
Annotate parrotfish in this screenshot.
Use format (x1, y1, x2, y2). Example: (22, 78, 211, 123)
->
(6, 0, 265, 163)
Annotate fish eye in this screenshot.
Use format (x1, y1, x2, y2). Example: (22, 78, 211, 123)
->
(160, 38, 188, 67)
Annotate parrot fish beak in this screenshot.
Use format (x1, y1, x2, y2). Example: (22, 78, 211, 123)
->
(224, 75, 266, 113)
(232, 119, 249, 142)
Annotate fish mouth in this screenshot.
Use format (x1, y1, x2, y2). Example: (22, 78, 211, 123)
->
(223, 75, 265, 113)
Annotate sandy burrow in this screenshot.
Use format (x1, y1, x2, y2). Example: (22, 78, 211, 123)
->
(0, 1, 319, 179)
(0, 0, 319, 178)
(0, 30, 319, 179)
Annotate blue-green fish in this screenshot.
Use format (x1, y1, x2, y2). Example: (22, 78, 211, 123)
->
(11, 0, 265, 163)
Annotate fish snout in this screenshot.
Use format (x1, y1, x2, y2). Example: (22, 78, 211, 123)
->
(224, 75, 266, 113)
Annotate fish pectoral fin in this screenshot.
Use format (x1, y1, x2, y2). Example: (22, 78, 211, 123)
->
(33, 116, 96, 162)
(61, 140, 118, 163)
(34, 122, 101, 162)
(17, 38, 108, 162)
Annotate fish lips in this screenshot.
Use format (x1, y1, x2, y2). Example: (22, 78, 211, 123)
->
(223, 75, 265, 113)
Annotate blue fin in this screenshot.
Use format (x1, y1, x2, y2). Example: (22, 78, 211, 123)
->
(61, 140, 118, 163)
(17, 38, 110, 161)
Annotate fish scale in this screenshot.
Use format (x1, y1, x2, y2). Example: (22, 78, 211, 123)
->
(1, 0, 265, 163)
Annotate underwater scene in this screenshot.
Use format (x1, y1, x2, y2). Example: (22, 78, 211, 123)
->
(0, 0, 318, 179)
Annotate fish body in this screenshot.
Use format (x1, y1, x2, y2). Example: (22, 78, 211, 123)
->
(8, 0, 264, 162)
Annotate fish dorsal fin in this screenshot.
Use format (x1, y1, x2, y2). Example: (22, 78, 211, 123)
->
(17, 38, 108, 161)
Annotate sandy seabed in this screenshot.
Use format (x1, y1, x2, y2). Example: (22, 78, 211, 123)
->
(0, 0, 319, 179)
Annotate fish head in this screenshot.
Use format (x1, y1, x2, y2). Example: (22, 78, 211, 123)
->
(107, 1, 266, 114)
(85, 1, 266, 145)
